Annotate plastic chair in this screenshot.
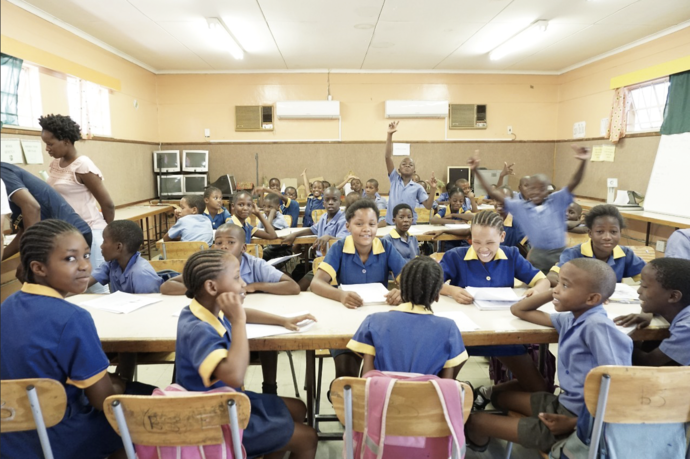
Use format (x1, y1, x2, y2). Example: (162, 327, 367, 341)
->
(379, 209, 387, 218)
(565, 233, 590, 247)
(158, 241, 209, 260)
(0, 378, 67, 459)
(429, 252, 445, 262)
(104, 391, 251, 459)
(312, 209, 327, 224)
(246, 244, 264, 258)
(627, 245, 656, 263)
(415, 207, 431, 224)
(284, 215, 293, 227)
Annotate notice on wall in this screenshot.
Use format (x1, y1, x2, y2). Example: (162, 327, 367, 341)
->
(592, 145, 616, 162)
(393, 142, 410, 156)
(573, 121, 586, 139)
(1, 139, 23, 164)
(21, 140, 43, 164)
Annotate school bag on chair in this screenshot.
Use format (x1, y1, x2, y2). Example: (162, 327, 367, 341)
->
(349, 370, 466, 459)
(135, 384, 247, 459)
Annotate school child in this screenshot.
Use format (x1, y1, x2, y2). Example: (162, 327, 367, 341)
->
(566, 202, 587, 234)
(229, 191, 277, 243)
(363, 178, 388, 210)
(614, 258, 690, 366)
(455, 179, 479, 212)
(203, 186, 232, 229)
(471, 145, 591, 273)
(258, 193, 289, 230)
(89, 220, 162, 293)
(384, 121, 436, 225)
(347, 257, 467, 377)
(164, 194, 214, 246)
(174, 250, 317, 457)
(465, 258, 632, 453)
(301, 169, 325, 227)
(665, 228, 690, 259)
(430, 187, 473, 224)
(285, 186, 298, 200)
(311, 199, 406, 378)
(268, 177, 281, 192)
(381, 203, 420, 264)
(547, 204, 645, 287)
(257, 184, 300, 228)
(0, 220, 154, 458)
(344, 191, 361, 211)
(495, 186, 528, 251)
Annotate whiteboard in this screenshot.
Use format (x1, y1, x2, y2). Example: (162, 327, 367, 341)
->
(643, 132, 690, 218)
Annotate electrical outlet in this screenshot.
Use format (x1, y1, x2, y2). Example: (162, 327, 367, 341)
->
(656, 241, 666, 252)
(507, 126, 513, 134)
(607, 178, 618, 187)
(204, 128, 210, 138)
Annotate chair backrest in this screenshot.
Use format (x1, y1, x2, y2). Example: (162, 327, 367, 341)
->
(312, 256, 325, 275)
(331, 377, 472, 436)
(283, 215, 293, 227)
(149, 259, 186, 274)
(414, 207, 430, 224)
(627, 245, 656, 263)
(1, 379, 67, 433)
(429, 252, 445, 262)
(103, 392, 251, 447)
(566, 233, 590, 247)
(312, 209, 327, 224)
(379, 209, 387, 218)
(246, 244, 264, 258)
(159, 241, 209, 260)
(584, 366, 690, 423)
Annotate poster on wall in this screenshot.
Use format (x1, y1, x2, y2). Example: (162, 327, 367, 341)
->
(21, 140, 44, 164)
(1, 139, 23, 164)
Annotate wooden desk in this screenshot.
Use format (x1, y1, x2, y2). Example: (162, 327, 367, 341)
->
(576, 198, 690, 245)
(115, 204, 174, 258)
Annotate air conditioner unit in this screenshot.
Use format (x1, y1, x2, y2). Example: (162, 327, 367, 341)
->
(276, 101, 340, 119)
(235, 105, 274, 131)
(385, 100, 449, 119)
(449, 104, 487, 129)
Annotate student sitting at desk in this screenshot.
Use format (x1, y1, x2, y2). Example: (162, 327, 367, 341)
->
(465, 258, 632, 453)
(665, 228, 690, 260)
(89, 220, 162, 293)
(301, 169, 324, 228)
(203, 186, 232, 229)
(381, 203, 419, 264)
(431, 187, 473, 224)
(164, 194, 213, 246)
(229, 191, 277, 243)
(495, 186, 528, 251)
(285, 186, 298, 201)
(455, 178, 479, 213)
(615, 258, 690, 366)
(363, 178, 388, 211)
(547, 204, 645, 286)
(566, 202, 587, 234)
(258, 193, 289, 230)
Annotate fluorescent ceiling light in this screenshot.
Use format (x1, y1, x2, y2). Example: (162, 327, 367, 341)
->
(207, 17, 244, 60)
(489, 20, 549, 61)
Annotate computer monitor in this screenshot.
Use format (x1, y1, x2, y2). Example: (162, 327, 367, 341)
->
(153, 150, 180, 173)
(210, 174, 237, 198)
(184, 174, 208, 195)
(158, 175, 183, 197)
(182, 150, 209, 172)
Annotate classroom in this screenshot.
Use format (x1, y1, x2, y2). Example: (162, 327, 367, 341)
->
(1, 1, 690, 458)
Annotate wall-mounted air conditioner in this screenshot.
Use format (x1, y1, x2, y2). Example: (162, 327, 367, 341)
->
(385, 100, 449, 119)
(449, 104, 487, 129)
(275, 101, 340, 119)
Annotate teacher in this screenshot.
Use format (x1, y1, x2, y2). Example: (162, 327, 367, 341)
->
(40, 114, 115, 293)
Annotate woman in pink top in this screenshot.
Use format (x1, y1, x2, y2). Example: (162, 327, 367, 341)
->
(41, 114, 115, 293)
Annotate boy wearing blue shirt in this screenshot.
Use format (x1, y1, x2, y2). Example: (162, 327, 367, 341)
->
(381, 203, 419, 264)
(665, 228, 690, 260)
(257, 193, 289, 230)
(301, 169, 325, 227)
(465, 258, 632, 453)
(203, 186, 232, 229)
(89, 220, 162, 293)
(164, 194, 214, 246)
(384, 122, 436, 225)
(363, 179, 388, 211)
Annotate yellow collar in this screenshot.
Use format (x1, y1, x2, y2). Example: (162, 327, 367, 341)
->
(343, 235, 386, 255)
(190, 299, 227, 337)
(389, 228, 401, 239)
(392, 303, 433, 315)
(230, 215, 246, 226)
(464, 246, 508, 261)
(446, 205, 464, 215)
(581, 240, 625, 259)
(504, 214, 513, 227)
(21, 283, 64, 299)
(285, 197, 292, 207)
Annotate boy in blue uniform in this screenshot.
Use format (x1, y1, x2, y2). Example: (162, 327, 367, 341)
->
(381, 203, 419, 264)
(258, 193, 289, 230)
(566, 202, 587, 233)
(615, 258, 690, 366)
(203, 186, 232, 229)
(465, 258, 632, 453)
(495, 186, 528, 251)
(666, 228, 690, 259)
(363, 178, 388, 211)
(280, 194, 300, 228)
(348, 257, 467, 377)
(471, 145, 591, 273)
(384, 122, 436, 225)
(89, 219, 162, 293)
(301, 169, 325, 227)
(229, 191, 277, 243)
(548, 204, 645, 286)
(165, 194, 214, 246)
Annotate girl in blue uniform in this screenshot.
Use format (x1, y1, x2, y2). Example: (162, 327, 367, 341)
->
(430, 187, 473, 251)
(0, 220, 153, 459)
(175, 249, 317, 459)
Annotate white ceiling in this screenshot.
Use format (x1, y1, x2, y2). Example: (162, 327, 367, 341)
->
(11, 0, 690, 73)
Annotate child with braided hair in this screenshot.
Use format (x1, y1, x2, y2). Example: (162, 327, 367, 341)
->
(347, 256, 468, 378)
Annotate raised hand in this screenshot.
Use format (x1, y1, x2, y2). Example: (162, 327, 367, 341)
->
(301, 168, 307, 177)
(571, 144, 591, 161)
(387, 121, 399, 135)
(467, 151, 481, 170)
(251, 202, 262, 216)
(429, 171, 438, 190)
(502, 162, 515, 176)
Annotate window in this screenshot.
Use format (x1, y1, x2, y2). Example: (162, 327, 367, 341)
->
(67, 76, 112, 137)
(625, 78, 669, 133)
(16, 64, 42, 129)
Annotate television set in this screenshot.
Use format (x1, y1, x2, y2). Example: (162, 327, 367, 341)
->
(184, 174, 208, 195)
(158, 175, 183, 197)
(210, 174, 237, 198)
(446, 166, 472, 189)
(153, 150, 180, 173)
(182, 150, 209, 172)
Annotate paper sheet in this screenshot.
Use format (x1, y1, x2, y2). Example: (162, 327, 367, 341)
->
(21, 140, 43, 164)
(1, 139, 23, 163)
(465, 287, 520, 311)
(82, 291, 161, 314)
(600, 145, 615, 162)
(266, 253, 302, 266)
(477, 204, 494, 210)
(393, 143, 410, 156)
(607, 312, 636, 336)
(436, 311, 482, 332)
(609, 283, 640, 303)
(341, 283, 390, 305)
(246, 310, 316, 339)
(445, 223, 471, 229)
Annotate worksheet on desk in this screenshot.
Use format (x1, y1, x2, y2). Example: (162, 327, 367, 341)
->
(465, 287, 520, 311)
(82, 291, 161, 314)
(340, 283, 390, 305)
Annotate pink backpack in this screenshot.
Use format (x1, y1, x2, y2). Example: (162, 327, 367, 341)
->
(348, 371, 467, 459)
(135, 384, 247, 459)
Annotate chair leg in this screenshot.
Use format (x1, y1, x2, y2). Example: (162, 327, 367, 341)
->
(315, 356, 324, 418)
(227, 399, 244, 459)
(286, 351, 300, 398)
(344, 385, 354, 459)
(26, 385, 54, 459)
(505, 441, 513, 459)
(588, 374, 612, 459)
(112, 400, 137, 459)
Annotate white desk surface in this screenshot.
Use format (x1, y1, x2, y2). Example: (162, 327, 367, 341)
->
(68, 292, 668, 353)
(114, 204, 173, 222)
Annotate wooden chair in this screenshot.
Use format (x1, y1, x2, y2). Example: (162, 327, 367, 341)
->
(283, 215, 293, 227)
(331, 377, 473, 459)
(158, 241, 209, 260)
(246, 243, 264, 258)
(627, 245, 656, 263)
(429, 252, 445, 262)
(566, 232, 590, 247)
(312, 209, 327, 224)
(415, 207, 431, 224)
(148, 259, 186, 274)
(379, 208, 387, 218)
(583, 366, 690, 459)
(1, 378, 67, 459)
(104, 392, 251, 459)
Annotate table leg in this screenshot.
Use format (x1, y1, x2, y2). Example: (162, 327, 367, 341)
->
(306, 350, 316, 427)
(145, 217, 152, 259)
(645, 222, 651, 246)
(538, 344, 548, 375)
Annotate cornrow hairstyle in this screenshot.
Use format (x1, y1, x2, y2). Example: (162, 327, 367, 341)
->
(567, 258, 616, 301)
(472, 210, 504, 233)
(367, 178, 379, 189)
(38, 114, 82, 144)
(183, 194, 206, 214)
(392, 203, 412, 218)
(648, 258, 690, 306)
(104, 220, 143, 254)
(399, 256, 444, 311)
(182, 249, 233, 299)
(445, 185, 460, 196)
(584, 204, 625, 230)
(203, 186, 221, 199)
(345, 198, 379, 222)
(448, 188, 465, 199)
(19, 219, 82, 284)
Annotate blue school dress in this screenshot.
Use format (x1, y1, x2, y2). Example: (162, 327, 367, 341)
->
(230, 215, 257, 243)
(175, 300, 293, 458)
(204, 207, 232, 229)
(436, 205, 471, 251)
(502, 214, 527, 248)
(302, 195, 324, 227)
(280, 198, 300, 228)
(551, 240, 645, 282)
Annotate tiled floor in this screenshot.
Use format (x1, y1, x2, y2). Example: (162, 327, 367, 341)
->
(134, 351, 552, 459)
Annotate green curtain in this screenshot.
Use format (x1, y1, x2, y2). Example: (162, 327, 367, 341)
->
(1, 53, 24, 126)
(660, 70, 690, 135)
